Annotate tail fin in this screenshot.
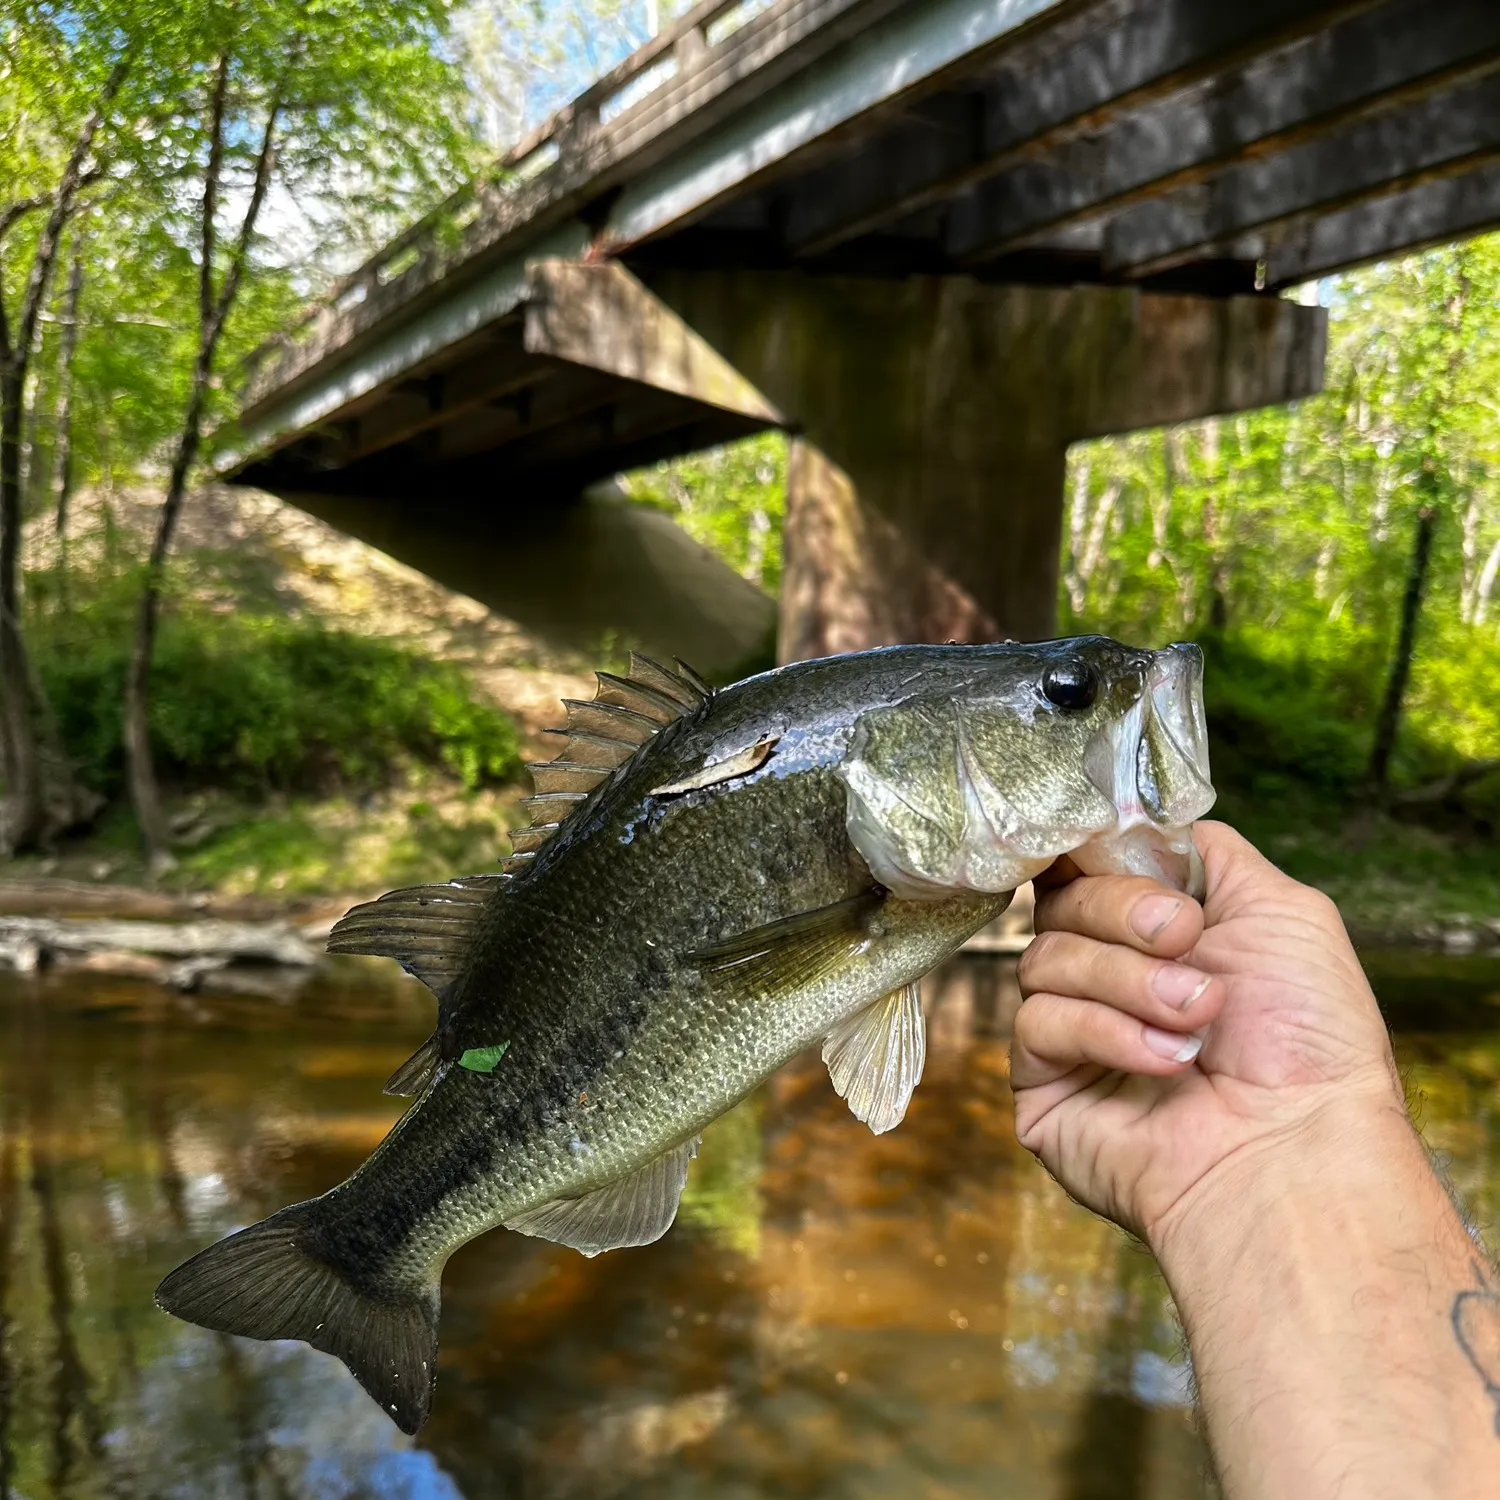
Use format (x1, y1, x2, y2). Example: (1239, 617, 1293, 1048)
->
(155, 1203, 441, 1434)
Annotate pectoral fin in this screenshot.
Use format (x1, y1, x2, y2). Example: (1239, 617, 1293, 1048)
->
(504, 1136, 701, 1257)
(823, 982, 926, 1135)
(688, 890, 883, 998)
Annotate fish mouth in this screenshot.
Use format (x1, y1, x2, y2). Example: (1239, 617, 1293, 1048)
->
(1076, 643, 1216, 895)
(1141, 642, 1214, 826)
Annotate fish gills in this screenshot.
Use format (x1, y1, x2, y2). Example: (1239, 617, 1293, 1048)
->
(153, 1201, 440, 1434)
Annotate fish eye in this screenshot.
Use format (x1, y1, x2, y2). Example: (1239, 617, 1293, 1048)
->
(1040, 659, 1099, 712)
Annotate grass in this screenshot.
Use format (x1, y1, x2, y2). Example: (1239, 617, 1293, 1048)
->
(26, 563, 523, 803)
(4, 781, 529, 899)
(1219, 782, 1500, 938)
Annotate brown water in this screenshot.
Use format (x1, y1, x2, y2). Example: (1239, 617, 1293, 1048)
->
(1, 949, 1498, 1500)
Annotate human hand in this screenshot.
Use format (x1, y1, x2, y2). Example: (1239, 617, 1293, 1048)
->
(1010, 819, 1406, 1251)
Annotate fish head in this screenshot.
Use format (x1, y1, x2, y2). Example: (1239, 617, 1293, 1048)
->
(835, 637, 1215, 899)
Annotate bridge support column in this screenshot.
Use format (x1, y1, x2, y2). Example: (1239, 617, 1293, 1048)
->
(646, 269, 1325, 659)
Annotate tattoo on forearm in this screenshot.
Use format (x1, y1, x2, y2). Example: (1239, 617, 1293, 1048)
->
(1452, 1262, 1500, 1436)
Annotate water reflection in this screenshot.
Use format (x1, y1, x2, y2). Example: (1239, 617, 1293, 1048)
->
(0, 949, 1497, 1498)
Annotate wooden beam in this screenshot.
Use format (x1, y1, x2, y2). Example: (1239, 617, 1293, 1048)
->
(1103, 72, 1500, 278)
(430, 367, 623, 464)
(485, 386, 763, 484)
(329, 342, 554, 464)
(945, 0, 1500, 262)
(523, 258, 783, 422)
(781, 0, 1373, 255)
(1262, 160, 1500, 288)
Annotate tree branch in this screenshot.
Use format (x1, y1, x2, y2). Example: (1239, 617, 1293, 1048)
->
(200, 53, 230, 340)
(0, 197, 50, 245)
(15, 55, 131, 368)
(209, 92, 282, 345)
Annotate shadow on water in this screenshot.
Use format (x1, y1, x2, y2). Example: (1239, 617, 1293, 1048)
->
(0, 947, 1496, 1498)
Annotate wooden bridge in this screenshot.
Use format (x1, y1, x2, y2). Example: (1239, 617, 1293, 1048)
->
(226, 0, 1500, 671)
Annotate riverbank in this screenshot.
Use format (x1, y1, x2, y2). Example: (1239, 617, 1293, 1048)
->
(3, 799, 1496, 984)
(4, 483, 1495, 963)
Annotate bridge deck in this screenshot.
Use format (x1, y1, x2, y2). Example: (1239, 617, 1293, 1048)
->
(231, 0, 1500, 495)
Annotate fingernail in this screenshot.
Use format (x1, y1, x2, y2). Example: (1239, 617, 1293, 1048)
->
(1144, 1026, 1202, 1064)
(1150, 965, 1210, 1011)
(1131, 894, 1183, 942)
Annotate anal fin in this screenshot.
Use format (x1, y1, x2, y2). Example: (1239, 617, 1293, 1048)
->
(504, 1136, 700, 1257)
(823, 982, 925, 1135)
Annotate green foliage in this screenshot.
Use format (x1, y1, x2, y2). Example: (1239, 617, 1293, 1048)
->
(25, 562, 521, 800)
(3, 0, 478, 506)
(1064, 237, 1500, 794)
(622, 431, 786, 593)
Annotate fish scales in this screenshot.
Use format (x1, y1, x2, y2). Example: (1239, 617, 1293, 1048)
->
(156, 639, 1216, 1433)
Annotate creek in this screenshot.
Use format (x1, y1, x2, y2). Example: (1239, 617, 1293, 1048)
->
(1, 948, 1497, 1499)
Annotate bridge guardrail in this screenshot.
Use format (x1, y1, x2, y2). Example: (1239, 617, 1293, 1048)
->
(239, 0, 784, 409)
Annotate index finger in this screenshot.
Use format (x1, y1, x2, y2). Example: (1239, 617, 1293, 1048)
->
(1033, 873, 1204, 959)
(1032, 853, 1082, 896)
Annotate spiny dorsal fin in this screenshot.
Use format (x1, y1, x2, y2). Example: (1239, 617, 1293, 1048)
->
(326, 875, 502, 997)
(508, 654, 710, 873)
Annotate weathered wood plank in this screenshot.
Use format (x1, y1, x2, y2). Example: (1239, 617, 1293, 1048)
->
(329, 343, 552, 466)
(1262, 160, 1500, 287)
(781, 0, 1368, 255)
(944, 0, 1500, 261)
(1102, 71, 1500, 277)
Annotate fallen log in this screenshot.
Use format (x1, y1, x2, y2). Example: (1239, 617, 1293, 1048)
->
(1392, 758, 1500, 808)
(0, 915, 318, 971)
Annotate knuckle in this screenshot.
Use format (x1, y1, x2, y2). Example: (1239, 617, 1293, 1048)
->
(1012, 991, 1058, 1045)
(1019, 929, 1062, 977)
(1306, 887, 1344, 929)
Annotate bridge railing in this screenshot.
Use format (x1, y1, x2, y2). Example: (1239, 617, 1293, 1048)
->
(238, 0, 783, 411)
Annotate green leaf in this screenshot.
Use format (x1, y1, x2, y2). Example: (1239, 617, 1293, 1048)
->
(457, 1042, 510, 1073)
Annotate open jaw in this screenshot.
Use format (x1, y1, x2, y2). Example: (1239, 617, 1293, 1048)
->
(1071, 642, 1216, 897)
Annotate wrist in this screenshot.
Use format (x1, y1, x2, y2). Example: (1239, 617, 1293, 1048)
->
(1147, 1083, 1417, 1285)
(1149, 1089, 1497, 1500)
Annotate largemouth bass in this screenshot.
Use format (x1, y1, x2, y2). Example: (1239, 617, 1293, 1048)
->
(156, 637, 1214, 1432)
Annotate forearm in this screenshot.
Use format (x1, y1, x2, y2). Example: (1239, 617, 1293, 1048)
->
(1152, 1099, 1500, 1500)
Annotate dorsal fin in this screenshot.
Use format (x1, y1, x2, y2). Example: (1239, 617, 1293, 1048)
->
(506, 654, 710, 873)
(326, 875, 503, 998)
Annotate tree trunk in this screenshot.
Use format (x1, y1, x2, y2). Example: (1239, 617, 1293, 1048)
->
(53, 249, 83, 547)
(1199, 419, 1229, 633)
(123, 377, 206, 867)
(1368, 501, 1436, 794)
(0, 58, 128, 853)
(124, 75, 279, 868)
(0, 367, 43, 853)
(1475, 534, 1500, 627)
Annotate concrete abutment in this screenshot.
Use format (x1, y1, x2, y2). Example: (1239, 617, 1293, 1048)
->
(645, 268, 1327, 659)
